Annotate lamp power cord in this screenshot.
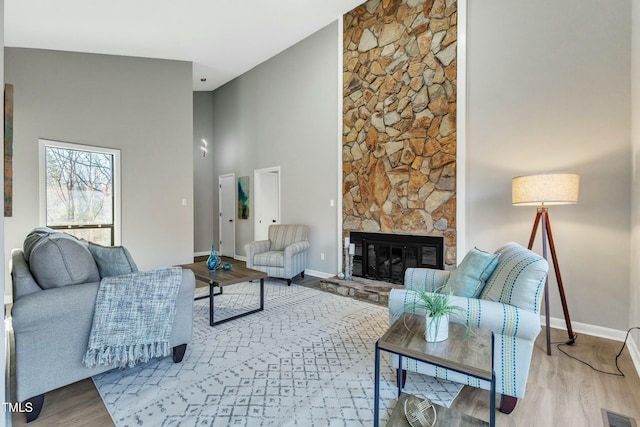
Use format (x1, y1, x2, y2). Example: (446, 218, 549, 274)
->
(553, 327, 640, 377)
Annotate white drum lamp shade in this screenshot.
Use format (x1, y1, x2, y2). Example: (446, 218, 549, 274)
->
(512, 173, 580, 206)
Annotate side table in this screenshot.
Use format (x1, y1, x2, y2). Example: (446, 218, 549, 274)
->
(374, 313, 495, 426)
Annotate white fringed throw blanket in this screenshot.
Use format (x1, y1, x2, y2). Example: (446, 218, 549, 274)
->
(83, 267, 182, 368)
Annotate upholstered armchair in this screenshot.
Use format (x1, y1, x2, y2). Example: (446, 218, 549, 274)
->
(388, 242, 548, 414)
(244, 224, 309, 285)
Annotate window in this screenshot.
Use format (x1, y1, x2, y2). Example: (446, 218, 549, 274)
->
(39, 139, 121, 246)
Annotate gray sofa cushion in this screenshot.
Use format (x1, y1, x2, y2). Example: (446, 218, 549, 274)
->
(25, 230, 100, 289)
(88, 242, 138, 278)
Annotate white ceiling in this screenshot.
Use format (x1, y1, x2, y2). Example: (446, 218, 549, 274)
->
(4, 0, 366, 91)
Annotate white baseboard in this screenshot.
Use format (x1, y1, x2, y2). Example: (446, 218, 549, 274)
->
(234, 255, 246, 262)
(542, 315, 640, 376)
(541, 315, 628, 341)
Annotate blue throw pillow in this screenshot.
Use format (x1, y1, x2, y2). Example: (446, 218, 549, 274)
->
(88, 242, 138, 278)
(443, 247, 499, 298)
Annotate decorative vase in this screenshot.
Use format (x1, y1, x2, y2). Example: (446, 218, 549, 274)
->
(425, 314, 449, 343)
(206, 245, 221, 271)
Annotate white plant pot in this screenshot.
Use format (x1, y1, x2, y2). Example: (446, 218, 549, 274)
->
(425, 314, 449, 342)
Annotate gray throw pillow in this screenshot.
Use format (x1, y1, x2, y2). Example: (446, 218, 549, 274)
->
(88, 242, 138, 278)
(26, 230, 101, 289)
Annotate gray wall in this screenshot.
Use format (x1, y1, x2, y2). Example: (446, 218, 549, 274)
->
(631, 2, 640, 349)
(193, 91, 215, 254)
(4, 48, 194, 291)
(192, 3, 638, 335)
(207, 21, 339, 275)
(466, 0, 632, 330)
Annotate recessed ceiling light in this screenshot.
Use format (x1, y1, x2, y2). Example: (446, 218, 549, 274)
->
(200, 78, 207, 82)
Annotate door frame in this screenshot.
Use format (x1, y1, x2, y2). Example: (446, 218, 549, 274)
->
(254, 166, 281, 241)
(218, 173, 235, 258)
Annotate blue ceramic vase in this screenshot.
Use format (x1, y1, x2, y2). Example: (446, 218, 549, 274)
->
(206, 244, 221, 271)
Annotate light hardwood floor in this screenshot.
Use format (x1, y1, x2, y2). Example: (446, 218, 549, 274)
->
(453, 328, 640, 426)
(9, 275, 640, 426)
(11, 327, 640, 426)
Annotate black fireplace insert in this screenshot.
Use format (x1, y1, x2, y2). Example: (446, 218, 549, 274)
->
(349, 232, 444, 284)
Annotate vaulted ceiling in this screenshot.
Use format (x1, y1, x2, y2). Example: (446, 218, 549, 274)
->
(5, 0, 366, 90)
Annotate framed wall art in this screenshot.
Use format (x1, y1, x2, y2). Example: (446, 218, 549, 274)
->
(238, 176, 249, 219)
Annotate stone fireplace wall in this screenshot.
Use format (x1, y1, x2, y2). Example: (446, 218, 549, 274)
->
(343, 0, 457, 267)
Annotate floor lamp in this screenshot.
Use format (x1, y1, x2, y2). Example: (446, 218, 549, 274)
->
(512, 173, 579, 356)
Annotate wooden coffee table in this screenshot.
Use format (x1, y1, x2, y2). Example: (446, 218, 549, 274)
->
(179, 261, 267, 326)
(374, 313, 495, 426)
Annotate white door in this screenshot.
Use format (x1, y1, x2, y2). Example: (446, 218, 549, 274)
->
(219, 173, 235, 257)
(254, 167, 281, 241)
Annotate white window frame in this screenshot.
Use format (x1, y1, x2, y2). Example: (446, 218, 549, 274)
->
(38, 139, 122, 245)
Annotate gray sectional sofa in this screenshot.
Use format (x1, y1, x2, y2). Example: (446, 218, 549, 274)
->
(10, 228, 195, 422)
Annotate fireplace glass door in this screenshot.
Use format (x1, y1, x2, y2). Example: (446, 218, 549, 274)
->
(366, 244, 419, 282)
(350, 232, 444, 284)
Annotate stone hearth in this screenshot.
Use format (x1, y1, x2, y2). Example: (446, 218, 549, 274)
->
(319, 276, 404, 306)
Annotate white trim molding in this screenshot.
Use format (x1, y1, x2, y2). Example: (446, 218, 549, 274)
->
(219, 173, 236, 258)
(38, 139, 122, 245)
(337, 17, 345, 275)
(456, 0, 468, 260)
(253, 166, 281, 242)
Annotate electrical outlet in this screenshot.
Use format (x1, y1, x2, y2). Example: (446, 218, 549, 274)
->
(320, 253, 325, 261)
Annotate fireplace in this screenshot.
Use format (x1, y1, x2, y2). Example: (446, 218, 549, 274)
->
(349, 232, 444, 284)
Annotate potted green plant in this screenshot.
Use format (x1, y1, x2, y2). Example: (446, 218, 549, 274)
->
(406, 288, 466, 343)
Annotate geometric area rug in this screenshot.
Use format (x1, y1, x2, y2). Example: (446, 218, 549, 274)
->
(93, 281, 462, 426)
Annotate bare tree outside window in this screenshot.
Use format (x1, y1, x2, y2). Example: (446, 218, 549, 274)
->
(44, 145, 115, 245)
